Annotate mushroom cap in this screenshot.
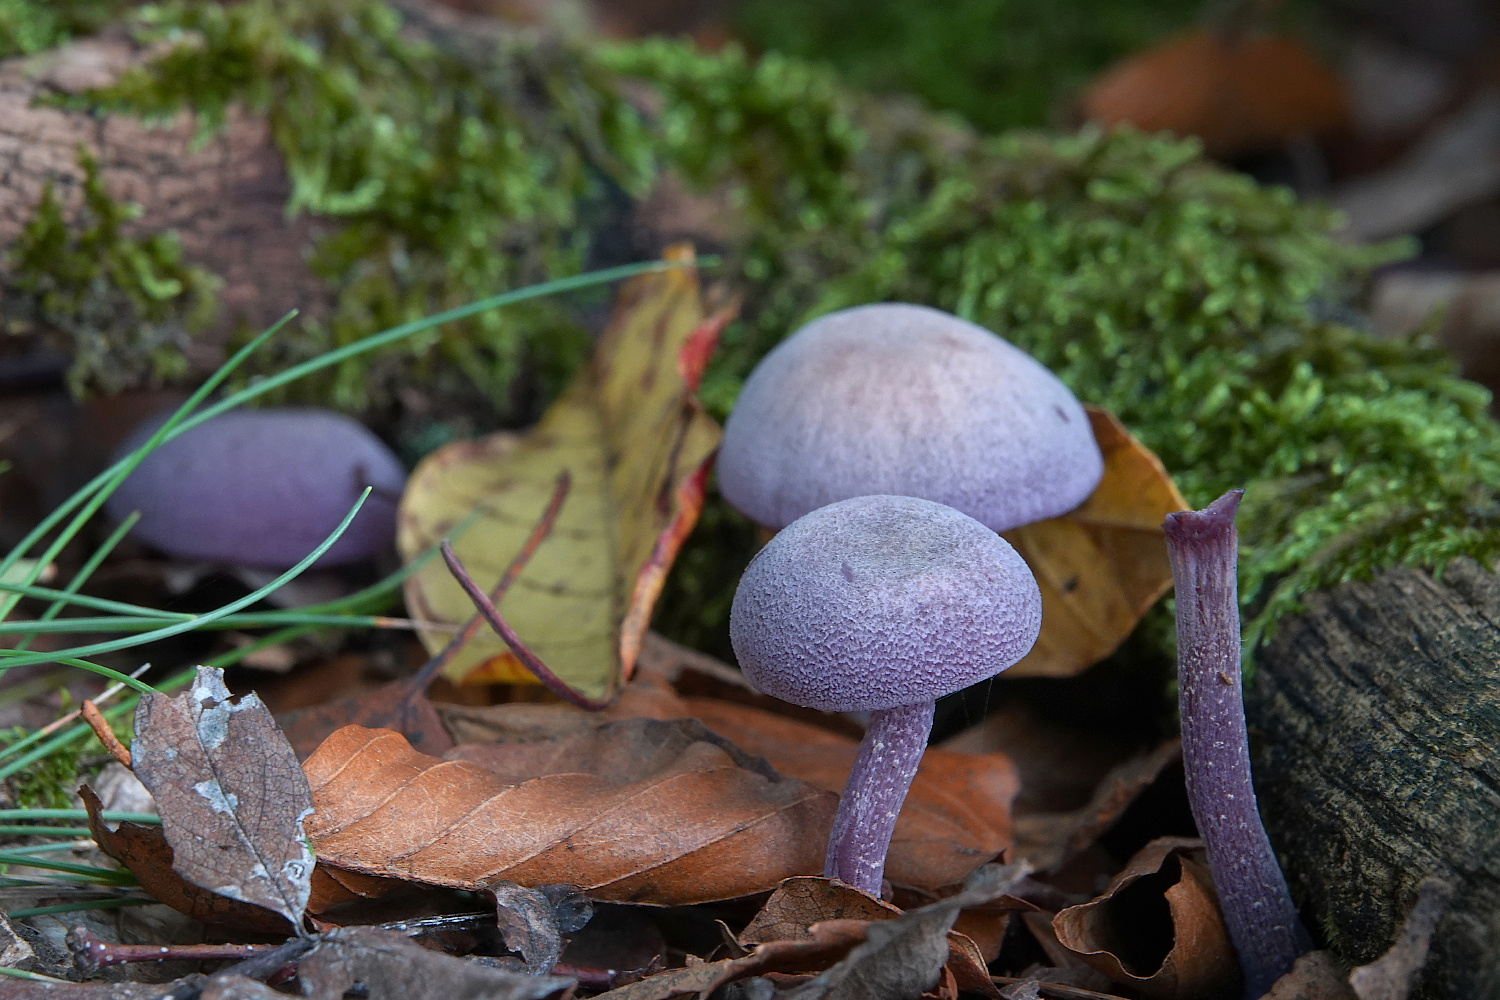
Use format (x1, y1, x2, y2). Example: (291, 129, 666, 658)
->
(107, 407, 407, 569)
(716, 303, 1104, 532)
(729, 494, 1042, 712)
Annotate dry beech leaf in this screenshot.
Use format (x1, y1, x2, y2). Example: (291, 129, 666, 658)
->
(679, 697, 1018, 892)
(82, 786, 292, 934)
(740, 875, 1005, 998)
(1002, 408, 1187, 679)
(129, 666, 315, 926)
(278, 677, 453, 760)
(398, 246, 733, 698)
(1080, 30, 1348, 159)
(434, 661, 1018, 892)
(1011, 739, 1183, 873)
(303, 718, 836, 905)
(1053, 837, 1238, 1000)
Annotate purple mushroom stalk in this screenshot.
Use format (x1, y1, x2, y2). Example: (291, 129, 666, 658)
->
(1164, 489, 1312, 998)
(730, 494, 1042, 897)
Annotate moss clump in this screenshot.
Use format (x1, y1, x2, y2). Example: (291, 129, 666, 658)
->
(93, 0, 656, 418)
(0, 0, 125, 59)
(33, 2, 1500, 654)
(3, 148, 218, 397)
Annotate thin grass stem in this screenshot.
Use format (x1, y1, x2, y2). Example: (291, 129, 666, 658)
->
(13, 513, 140, 653)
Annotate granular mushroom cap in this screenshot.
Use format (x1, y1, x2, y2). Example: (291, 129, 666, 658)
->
(717, 302, 1104, 532)
(730, 494, 1043, 712)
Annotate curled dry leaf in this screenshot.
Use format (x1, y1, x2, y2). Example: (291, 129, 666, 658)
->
(1002, 408, 1187, 679)
(1053, 837, 1238, 1000)
(129, 666, 315, 927)
(304, 718, 837, 905)
(399, 246, 733, 699)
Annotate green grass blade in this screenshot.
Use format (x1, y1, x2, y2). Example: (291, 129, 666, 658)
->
(12, 513, 140, 653)
(0, 810, 159, 822)
(0, 488, 372, 672)
(0, 582, 194, 620)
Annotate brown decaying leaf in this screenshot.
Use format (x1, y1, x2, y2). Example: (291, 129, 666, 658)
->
(1260, 952, 1359, 1000)
(82, 786, 292, 935)
(1080, 30, 1349, 158)
(679, 697, 1018, 892)
(1010, 739, 1183, 873)
(279, 678, 454, 760)
(1002, 408, 1187, 679)
(129, 666, 315, 926)
(295, 927, 572, 1000)
(304, 718, 837, 905)
(1053, 837, 1238, 1000)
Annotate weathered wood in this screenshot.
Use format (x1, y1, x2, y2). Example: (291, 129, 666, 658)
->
(1247, 557, 1500, 999)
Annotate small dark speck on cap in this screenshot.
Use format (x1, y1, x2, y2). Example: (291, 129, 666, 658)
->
(1054, 404, 1070, 423)
(841, 561, 855, 582)
(1061, 575, 1078, 592)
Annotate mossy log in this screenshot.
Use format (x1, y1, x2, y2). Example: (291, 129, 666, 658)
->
(1247, 557, 1500, 1000)
(0, 33, 330, 353)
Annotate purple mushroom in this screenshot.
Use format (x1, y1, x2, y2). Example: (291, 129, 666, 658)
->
(1164, 489, 1311, 998)
(730, 494, 1042, 896)
(716, 303, 1104, 532)
(107, 408, 407, 569)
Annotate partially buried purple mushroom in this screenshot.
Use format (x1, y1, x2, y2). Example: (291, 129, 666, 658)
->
(730, 494, 1042, 896)
(107, 408, 406, 569)
(717, 303, 1103, 532)
(1164, 489, 1311, 999)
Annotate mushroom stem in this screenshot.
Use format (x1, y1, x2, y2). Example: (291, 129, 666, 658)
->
(1164, 489, 1311, 999)
(824, 700, 935, 896)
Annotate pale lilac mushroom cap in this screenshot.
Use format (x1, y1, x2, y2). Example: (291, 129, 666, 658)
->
(730, 494, 1043, 712)
(716, 303, 1104, 532)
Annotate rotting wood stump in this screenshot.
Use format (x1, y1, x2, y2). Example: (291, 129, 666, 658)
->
(1247, 557, 1500, 1000)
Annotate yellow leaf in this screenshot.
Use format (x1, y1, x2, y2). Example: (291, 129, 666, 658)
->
(397, 248, 734, 698)
(1002, 407, 1187, 678)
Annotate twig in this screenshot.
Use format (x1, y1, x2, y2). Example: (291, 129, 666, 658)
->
(410, 471, 572, 695)
(80, 699, 130, 768)
(439, 480, 616, 712)
(68, 925, 274, 973)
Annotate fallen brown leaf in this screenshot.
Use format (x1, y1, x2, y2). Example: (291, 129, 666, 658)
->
(1003, 408, 1187, 679)
(740, 877, 900, 947)
(1053, 837, 1238, 999)
(432, 638, 1021, 893)
(129, 666, 315, 927)
(1011, 739, 1183, 873)
(1081, 30, 1348, 159)
(399, 247, 732, 698)
(279, 677, 454, 760)
(304, 718, 837, 905)
(680, 697, 1018, 892)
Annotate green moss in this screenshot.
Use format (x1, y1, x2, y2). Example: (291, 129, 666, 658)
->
(93, 0, 654, 418)
(1, 725, 81, 811)
(4, 147, 219, 397)
(34, 3, 1500, 654)
(0, 0, 125, 59)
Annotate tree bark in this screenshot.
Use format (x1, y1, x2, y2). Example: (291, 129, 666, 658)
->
(0, 31, 333, 370)
(1247, 557, 1500, 1000)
